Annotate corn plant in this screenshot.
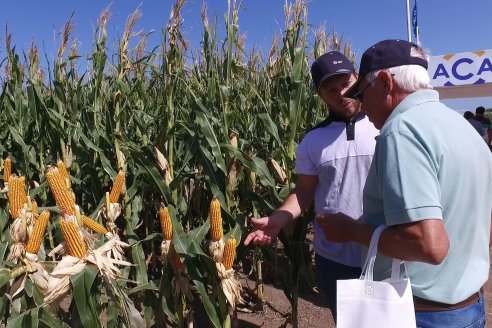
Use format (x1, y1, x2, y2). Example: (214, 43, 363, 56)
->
(0, 0, 356, 327)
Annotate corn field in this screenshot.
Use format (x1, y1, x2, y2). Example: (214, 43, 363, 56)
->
(0, 0, 355, 327)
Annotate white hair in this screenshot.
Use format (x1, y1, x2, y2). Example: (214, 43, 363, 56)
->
(366, 65, 433, 92)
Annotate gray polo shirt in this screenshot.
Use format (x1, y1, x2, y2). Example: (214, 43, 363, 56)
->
(363, 89, 492, 304)
(295, 115, 379, 267)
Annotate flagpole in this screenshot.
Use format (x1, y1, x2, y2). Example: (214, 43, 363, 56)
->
(415, 0, 420, 45)
(406, 0, 412, 42)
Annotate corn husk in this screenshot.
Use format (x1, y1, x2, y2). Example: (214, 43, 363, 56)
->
(216, 262, 243, 308)
(208, 239, 224, 263)
(154, 147, 172, 186)
(44, 255, 85, 306)
(44, 237, 132, 308)
(8, 209, 29, 261)
(160, 239, 172, 265)
(105, 192, 122, 233)
(48, 242, 68, 258)
(269, 157, 287, 184)
(23, 253, 50, 292)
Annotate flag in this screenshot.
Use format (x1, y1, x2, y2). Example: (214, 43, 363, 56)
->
(411, 0, 418, 38)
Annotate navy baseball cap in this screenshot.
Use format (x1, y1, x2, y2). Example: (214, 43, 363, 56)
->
(311, 51, 354, 90)
(344, 39, 428, 99)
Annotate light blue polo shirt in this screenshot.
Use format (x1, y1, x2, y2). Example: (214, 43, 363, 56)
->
(363, 89, 492, 304)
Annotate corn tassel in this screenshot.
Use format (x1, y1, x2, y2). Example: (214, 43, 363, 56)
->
(57, 160, 71, 189)
(81, 215, 108, 234)
(159, 205, 172, 240)
(3, 157, 11, 184)
(222, 236, 236, 270)
(109, 169, 125, 203)
(26, 210, 50, 254)
(46, 166, 75, 215)
(60, 217, 87, 258)
(8, 176, 27, 219)
(209, 196, 223, 241)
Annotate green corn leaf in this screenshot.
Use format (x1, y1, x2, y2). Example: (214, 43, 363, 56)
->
(71, 267, 101, 328)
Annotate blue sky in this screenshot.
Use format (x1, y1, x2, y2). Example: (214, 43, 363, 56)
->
(1, 0, 491, 110)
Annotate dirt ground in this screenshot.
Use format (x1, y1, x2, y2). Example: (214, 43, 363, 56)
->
(235, 249, 492, 328)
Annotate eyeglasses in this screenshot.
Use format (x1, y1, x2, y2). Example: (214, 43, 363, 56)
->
(353, 82, 373, 102)
(353, 73, 395, 102)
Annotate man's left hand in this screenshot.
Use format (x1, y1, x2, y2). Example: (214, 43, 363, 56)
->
(316, 212, 356, 243)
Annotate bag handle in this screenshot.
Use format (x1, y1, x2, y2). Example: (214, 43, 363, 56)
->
(361, 225, 404, 282)
(360, 225, 385, 281)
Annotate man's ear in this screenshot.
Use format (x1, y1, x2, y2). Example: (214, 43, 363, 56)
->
(377, 71, 393, 93)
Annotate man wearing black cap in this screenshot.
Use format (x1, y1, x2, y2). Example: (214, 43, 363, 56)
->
(245, 51, 379, 320)
(317, 39, 492, 327)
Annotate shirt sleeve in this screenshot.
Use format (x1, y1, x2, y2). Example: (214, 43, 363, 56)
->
(377, 131, 443, 226)
(294, 136, 317, 175)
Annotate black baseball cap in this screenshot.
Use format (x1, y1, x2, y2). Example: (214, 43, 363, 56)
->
(344, 39, 428, 99)
(311, 51, 354, 90)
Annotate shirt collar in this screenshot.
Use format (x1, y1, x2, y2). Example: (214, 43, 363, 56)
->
(382, 89, 440, 128)
(328, 110, 366, 123)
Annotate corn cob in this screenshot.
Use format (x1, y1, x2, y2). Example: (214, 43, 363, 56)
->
(81, 215, 108, 234)
(60, 218, 87, 258)
(46, 166, 75, 215)
(57, 160, 71, 189)
(159, 205, 172, 240)
(8, 176, 27, 219)
(26, 210, 50, 254)
(3, 157, 11, 184)
(222, 236, 237, 270)
(109, 169, 125, 203)
(31, 200, 38, 215)
(209, 197, 223, 241)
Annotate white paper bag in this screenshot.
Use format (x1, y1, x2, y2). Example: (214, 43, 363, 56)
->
(336, 225, 416, 328)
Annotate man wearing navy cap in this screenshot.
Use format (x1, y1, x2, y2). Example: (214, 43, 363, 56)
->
(318, 39, 492, 327)
(245, 51, 379, 321)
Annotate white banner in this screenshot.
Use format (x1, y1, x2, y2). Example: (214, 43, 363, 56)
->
(428, 50, 492, 88)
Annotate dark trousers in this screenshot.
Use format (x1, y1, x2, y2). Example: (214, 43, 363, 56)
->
(315, 253, 362, 322)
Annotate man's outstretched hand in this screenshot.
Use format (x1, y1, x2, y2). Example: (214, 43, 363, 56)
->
(244, 215, 289, 246)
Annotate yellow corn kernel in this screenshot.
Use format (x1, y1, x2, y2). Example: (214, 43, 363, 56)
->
(109, 170, 125, 203)
(57, 160, 71, 189)
(46, 166, 75, 215)
(3, 157, 11, 184)
(60, 218, 87, 258)
(8, 176, 27, 219)
(209, 197, 223, 241)
(159, 205, 172, 240)
(26, 210, 50, 254)
(81, 215, 108, 234)
(222, 236, 236, 270)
